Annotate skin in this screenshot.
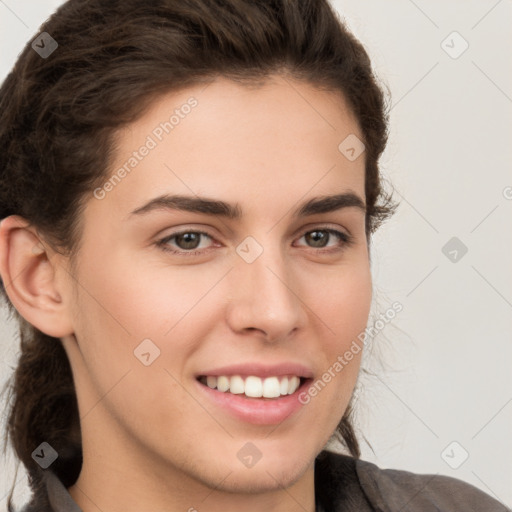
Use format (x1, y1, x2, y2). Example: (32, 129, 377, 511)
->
(0, 75, 371, 512)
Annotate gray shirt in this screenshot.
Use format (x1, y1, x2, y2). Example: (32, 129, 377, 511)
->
(19, 450, 509, 511)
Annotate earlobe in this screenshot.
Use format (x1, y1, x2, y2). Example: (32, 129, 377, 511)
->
(0, 215, 75, 338)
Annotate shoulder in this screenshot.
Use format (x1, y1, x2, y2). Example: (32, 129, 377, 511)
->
(354, 456, 510, 512)
(15, 498, 48, 512)
(16, 470, 80, 512)
(16, 496, 53, 512)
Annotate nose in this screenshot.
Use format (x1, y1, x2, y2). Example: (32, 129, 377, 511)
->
(225, 242, 308, 342)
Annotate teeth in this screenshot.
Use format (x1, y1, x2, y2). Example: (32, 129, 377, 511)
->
(245, 376, 263, 397)
(229, 375, 245, 394)
(217, 376, 230, 392)
(288, 376, 300, 395)
(262, 377, 280, 398)
(200, 375, 302, 398)
(280, 376, 289, 395)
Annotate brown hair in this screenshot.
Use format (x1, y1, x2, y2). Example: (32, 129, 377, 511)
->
(0, 0, 396, 508)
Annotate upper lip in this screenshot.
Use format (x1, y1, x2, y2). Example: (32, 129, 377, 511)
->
(196, 362, 314, 379)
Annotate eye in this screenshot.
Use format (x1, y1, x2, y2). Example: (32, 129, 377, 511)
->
(156, 227, 353, 257)
(156, 230, 216, 255)
(294, 228, 353, 251)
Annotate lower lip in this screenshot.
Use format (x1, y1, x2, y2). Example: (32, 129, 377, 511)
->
(195, 378, 312, 425)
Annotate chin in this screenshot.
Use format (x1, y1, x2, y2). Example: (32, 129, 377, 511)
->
(212, 460, 311, 494)
(179, 445, 315, 495)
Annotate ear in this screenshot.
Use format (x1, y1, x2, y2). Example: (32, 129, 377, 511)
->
(0, 215, 74, 338)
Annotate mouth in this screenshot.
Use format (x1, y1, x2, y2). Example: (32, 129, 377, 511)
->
(194, 362, 314, 424)
(195, 373, 312, 425)
(197, 374, 307, 400)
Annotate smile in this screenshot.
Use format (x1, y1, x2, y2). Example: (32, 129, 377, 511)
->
(198, 375, 303, 399)
(195, 374, 312, 425)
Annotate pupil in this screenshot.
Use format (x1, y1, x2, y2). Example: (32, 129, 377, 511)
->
(177, 233, 200, 249)
(307, 231, 328, 248)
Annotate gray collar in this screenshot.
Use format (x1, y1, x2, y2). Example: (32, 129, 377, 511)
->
(45, 471, 82, 512)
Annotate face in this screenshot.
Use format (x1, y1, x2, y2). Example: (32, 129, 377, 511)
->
(59, 75, 372, 493)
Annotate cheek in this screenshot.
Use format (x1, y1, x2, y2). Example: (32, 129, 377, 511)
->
(304, 260, 372, 343)
(75, 250, 215, 341)
(70, 250, 225, 407)
(69, 260, 210, 441)
(295, 266, 371, 447)
(298, 260, 371, 406)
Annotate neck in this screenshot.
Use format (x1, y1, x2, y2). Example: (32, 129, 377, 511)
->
(68, 409, 316, 512)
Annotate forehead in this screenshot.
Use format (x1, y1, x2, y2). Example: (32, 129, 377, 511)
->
(89, 75, 365, 222)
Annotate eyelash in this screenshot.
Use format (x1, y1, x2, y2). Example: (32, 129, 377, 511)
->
(156, 227, 354, 257)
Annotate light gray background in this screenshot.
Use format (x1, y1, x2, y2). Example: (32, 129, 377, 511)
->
(1, 0, 511, 509)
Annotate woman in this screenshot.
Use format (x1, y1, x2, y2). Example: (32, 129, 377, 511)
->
(0, 0, 506, 511)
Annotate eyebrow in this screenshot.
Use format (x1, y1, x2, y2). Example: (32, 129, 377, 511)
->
(128, 192, 366, 219)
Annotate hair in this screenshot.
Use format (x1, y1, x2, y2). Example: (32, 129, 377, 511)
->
(0, 0, 397, 509)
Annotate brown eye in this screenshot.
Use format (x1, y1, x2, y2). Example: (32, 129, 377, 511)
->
(157, 230, 215, 255)
(174, 232, 202, 250)
(304, 230, 330, 248)
(297, 228, 352, 250)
